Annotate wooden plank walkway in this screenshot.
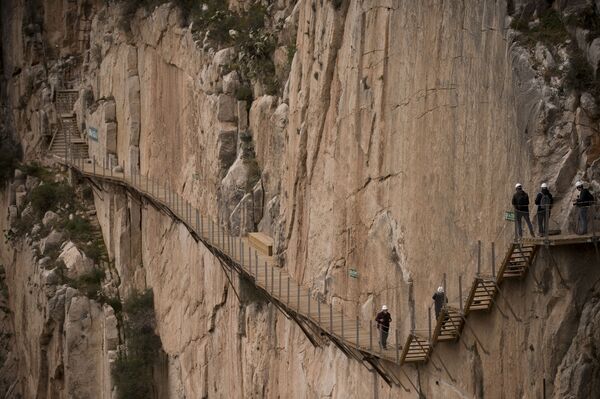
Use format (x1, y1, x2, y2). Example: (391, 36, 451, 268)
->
(58, 156, 600, 383)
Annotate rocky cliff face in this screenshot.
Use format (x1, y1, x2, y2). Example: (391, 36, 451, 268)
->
(2, 0, 600, 398)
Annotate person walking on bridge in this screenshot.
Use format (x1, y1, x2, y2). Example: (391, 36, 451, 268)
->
(432, 286, 447, 320)
(535, 183, 553, 236)
(375, 305, 392, 350)
(574, 181, 595, 235)
(512, 183, 535, 239)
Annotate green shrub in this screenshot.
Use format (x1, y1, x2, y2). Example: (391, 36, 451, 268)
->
(565, 51, 600, 98)
(72, 267, 106, 299)
(512, 9, 569, 46)
(113, 289, 163, 399)
(28, 182, 75, 215)
(63, 216, 94, 241)
(0, 138, 18, 188)
(20, 162, 51, 180)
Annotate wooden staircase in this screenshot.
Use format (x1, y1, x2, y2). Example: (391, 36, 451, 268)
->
(432, 306, 464, 344)
(497, 243, 538, 283)
(400, 333, 431, 363)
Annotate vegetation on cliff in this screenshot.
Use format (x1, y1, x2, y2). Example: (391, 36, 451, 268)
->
(113, 289, 163, 399)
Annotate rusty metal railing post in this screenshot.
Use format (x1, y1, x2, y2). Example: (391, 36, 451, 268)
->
(264, 260, 268, 290)
(356, 316, 359, 348)
(428, 306, 432, 342)
(329, 303, 333, 333)
(341, 307, 344, 343)
(248, 245, 252, 273)
(491, 242, 496, 278)
(240, 242, 244, 269)
(395, 329, 400, 362)
(317, 297, 321, 324)
(477, 240, 482, 276)
(459, 274, 463, 313)
(369, 320, 373, 350)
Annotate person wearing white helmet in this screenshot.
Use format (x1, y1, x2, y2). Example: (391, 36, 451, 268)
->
(573, 181, 595, 235)
(534, 183, 553, 236)
(375, 305, 392, 349)
(512, 183, 535, 239)
(432, 286, 447, 319)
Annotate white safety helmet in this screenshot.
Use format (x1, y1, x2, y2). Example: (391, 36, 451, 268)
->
(515, 183, 522, 189)
(541, 183, 548, 188)
(576, 181, 584, 187)
(437, 286, 444, 293)
(382, 305, 388, 311)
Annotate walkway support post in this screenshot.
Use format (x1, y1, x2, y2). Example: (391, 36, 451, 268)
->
(93, 156, 96, 175)
(329, 303, 333, 333)
(341, 307, 344, 343)
(369, 321, 373, 351)
(318, 298, 321, 325)
(356, 316, 359, 348)
(396, 329, 399, 362)
(477, 240, 482, 276)
(492, 242, 496, 278)
(287, 276, 290, 304)
(459, 274, 463, 313)
(428, 306, 432, 342)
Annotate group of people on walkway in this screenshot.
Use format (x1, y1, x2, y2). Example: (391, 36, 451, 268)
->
(512, 181, 595, 238)
(373, 181, 596, 350)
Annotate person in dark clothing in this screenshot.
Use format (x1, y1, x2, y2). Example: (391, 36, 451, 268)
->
(574, 181, 595, 235)
(512, 183, 535, 239)
(432, 286, 447, 319)
(534, 183, 553, 236)
(375, 305, 392, 349)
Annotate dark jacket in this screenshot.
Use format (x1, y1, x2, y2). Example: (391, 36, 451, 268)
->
(575, 188, 595, 207)
(534, 189, 553, 214)
(432, 292, 447, 318)
(375, 311, 392, 332)
(512, 190, 530, 213)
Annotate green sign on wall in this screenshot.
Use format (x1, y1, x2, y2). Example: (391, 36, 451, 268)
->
(349, 269, 359, 278)
(504, 211, 515, 221)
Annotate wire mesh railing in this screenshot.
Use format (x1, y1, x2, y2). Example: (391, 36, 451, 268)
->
(61, 152, 600, 368)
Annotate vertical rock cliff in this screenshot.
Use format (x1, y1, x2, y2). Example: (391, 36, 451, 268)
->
(2, 0, 600, 398)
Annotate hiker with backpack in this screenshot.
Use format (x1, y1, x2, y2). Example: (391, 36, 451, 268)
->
(534, 183, 553, 236)
(512, 183, 535, 239)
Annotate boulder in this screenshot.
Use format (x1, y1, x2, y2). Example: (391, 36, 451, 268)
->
(14, 169, 24, 180)
(15, 192, 27, 208)
(580, 92, 599, 119)
(8, 206, 18, 225)
(25, 175, 40, 190)
(42, 210, 61, 227)
(38, 256, 52, 269)
(31, 223, 42, 236)
(217, 130, 238, 175)
(39, 230, 64, 254)
(223, 71, 240, 95)
(58, 241, 95, 279)
(217, 94, 237, 122)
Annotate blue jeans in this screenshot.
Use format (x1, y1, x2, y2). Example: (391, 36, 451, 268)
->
(515, 211, 534, 238)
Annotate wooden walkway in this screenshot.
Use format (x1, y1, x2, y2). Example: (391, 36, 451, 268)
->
(59, 156, 598, 386)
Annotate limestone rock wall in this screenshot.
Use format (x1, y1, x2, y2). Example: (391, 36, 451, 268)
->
(2, 0, 600, 398)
